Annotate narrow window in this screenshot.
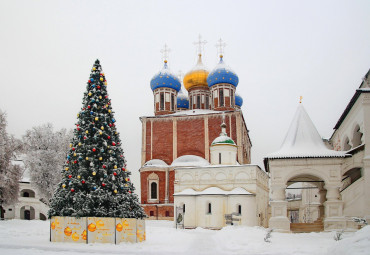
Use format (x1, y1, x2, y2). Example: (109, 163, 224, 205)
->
(165, 211, 170, 217)
(208, 203, 212, 214)
(205, 96, 209, 109)
(171, 94, 174, 111)
(183, 204, 186, 213)
(150, 182, 157, 199)
(230, 90, 234, 107)
(190, 96, 193, 109)
(219, 153, 222, 164)
(197, 95, 201, 109)
(150, 211, 154, 216)
(238, 205, 241, 215)
(219, 89, 224, 107)
(160, 93, 164, 110)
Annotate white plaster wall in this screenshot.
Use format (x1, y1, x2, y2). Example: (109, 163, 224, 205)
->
(341, 178, 365, 216)
(210, 145, 237, 165)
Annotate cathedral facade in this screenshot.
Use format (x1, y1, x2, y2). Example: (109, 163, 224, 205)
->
(139, 44, 252, 220)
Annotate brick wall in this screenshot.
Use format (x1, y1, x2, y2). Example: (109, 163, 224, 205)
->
(177, 118, 205, 158)
(152, 120, 173, 165)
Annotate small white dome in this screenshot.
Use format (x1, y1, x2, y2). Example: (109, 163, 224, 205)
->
(171, 155, 210, 167)
(143, 159, 168, 167)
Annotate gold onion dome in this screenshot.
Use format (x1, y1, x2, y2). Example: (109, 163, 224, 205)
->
(183, 54, 209, 91)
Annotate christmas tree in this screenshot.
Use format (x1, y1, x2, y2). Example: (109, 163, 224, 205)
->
(49, 60, 146, 219)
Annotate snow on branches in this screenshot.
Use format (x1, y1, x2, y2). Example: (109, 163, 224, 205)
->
(22, 123, 72, 204)
(0, 109, 23, 208)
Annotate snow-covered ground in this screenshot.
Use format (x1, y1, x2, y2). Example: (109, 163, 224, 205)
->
(0, 220, 369, 255)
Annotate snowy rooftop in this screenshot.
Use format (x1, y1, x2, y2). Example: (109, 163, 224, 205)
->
(171, 155, 210, 167)
(266, 104, 348, 159)
(143, 159, 168, 168)
(211, 134, 236, 146)
(174, 187, 254, 196)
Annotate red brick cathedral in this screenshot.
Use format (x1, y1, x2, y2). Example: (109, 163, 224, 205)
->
(139, 41, 252, 219)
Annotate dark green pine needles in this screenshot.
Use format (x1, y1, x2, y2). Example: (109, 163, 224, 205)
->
(49, 59, 146, 219)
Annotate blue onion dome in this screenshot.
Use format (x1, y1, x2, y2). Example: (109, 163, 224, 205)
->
(235, 93, 243, 107)
(150, 60, 181, 92)
(177, 89, 189, 109)
(207, 55, 239, 87)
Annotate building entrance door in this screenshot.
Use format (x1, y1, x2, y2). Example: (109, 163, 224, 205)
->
(24, 210, 30, 220)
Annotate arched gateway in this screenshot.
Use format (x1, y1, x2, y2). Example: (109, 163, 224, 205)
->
(264, 104, 349, 232)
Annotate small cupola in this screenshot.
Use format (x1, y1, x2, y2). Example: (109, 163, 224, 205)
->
(210, 116, 238, 165)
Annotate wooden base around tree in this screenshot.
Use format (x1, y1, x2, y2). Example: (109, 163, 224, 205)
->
(50, 216, 145, 244)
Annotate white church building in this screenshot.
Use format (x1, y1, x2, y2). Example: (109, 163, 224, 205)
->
(173, 122, 269, 229)
(265, 69, 370, 232)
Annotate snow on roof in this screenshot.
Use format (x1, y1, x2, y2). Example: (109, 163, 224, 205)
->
(171, 155, 210, 167)
(211, 134, 236, 145)
(174, 187, 253, 196)
(169, 109, 219, 116)
(143, 159, 168, 168)
(267, 104, 348, 159)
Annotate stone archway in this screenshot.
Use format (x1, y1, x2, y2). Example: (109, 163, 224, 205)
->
(268, 159, 346, 232)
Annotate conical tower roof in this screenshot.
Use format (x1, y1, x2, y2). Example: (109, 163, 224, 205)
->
(267, 104, 347, 159)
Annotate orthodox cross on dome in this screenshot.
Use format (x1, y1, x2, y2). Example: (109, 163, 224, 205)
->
(216, 38, 226, 58)
(160, 44, 171, 63)
(220, 112, 227, 136)
(299, 96, 303, 104)
(193, 34, 207, 56)
(177, 70, 184, 81)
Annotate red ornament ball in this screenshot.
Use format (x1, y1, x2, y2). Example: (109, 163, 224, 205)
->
(82, 180, 85, 184)
(129, 190, 131, 193)
(112, 142, 116, 146)
(107, 136, 111, 139)
(72, 147, 75, 151)
(92, 148, 96, 152)
(113, 172, 117, 176)
(71, 188, 75, 192)
(84, 136, 87, 140)
(102, 183, 106, 187)
(88, 105, 91, 109)
(103, 165, 106, 169)
(74, 160, 77, 164)
(97, 85, 101, 89)
(122, 167, 126, 171)
(109, 123, 112, 127)
(105, 96, 108, 99)
(88, 80, 91, 83)
(68, 175, 72, 178)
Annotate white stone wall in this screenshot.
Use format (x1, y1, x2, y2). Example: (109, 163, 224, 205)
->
(210, 144, 237, 165)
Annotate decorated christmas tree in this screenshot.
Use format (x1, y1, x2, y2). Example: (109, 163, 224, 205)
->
(49, 60, 145, 219)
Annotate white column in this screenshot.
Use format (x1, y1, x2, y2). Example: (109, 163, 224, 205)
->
(269, 184, 290, 232)
(323, 184, 345, 230)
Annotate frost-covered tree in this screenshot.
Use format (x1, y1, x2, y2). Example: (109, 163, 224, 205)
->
(0, 110, 22, 218)
(22, 124, 72, 204)
(48, 59, 145, 219)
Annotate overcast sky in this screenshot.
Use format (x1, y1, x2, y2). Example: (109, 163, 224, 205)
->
(1, 0, 369, 191)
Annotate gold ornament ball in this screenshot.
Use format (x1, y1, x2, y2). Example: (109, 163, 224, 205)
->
(99, 131, 102, 135)
(86, 157, 89, 160)
(88, 223, 96, 232)
(114, 189, 118, 194)
(95, 117, 98, 121)
(116, 223, 122, 231)
(92, 67, 96, 71)
(88, 92, 92, 96)
(72, 232, 79, 241)
(70, 144, 72, 148)
(114, 165, 117, 169)
(100, 77, 103, 81)
(77, 175, 81, 179)
(99, 96, 102, 99)
(73, 153, 77, 157)
(62, 184, 66, 188)
(101, 126, 104, 130)
(65, 167, 69, 171)
(78, 142, 81, 146)
(99, 157, 102, 161)
(64, 227, 72, 236)
(85, 130, 89, 134)
(108, 110, 111, 113)
(77, 113, 80, 117)
(92, 171, 96, 176)
(104, 81, 107, 85)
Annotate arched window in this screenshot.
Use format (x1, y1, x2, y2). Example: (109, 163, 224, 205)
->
(160, 93, 164, 110)
(238, 204, 242, 215)
(183, 204, 186, 213)
(207, 203, 212, 214)
(219, 89, 224, 106)
(23, 192, 29, 197)
(150, 182, 158, 199)
(343, 137, 351, 151)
